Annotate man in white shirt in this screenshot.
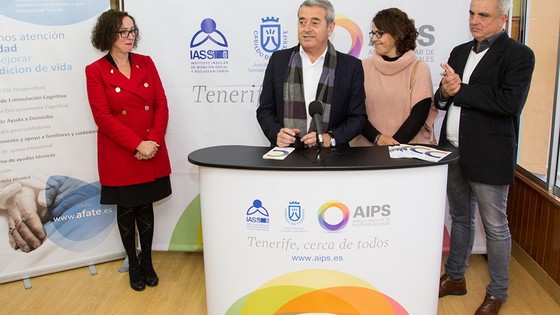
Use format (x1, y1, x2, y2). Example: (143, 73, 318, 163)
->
(257, 0, 366, 149)
(435, 0, 535, 314)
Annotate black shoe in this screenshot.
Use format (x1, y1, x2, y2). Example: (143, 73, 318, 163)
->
(139, 251, 159, 287)
(130, 279, 146, 291)
(144, 274, 159, 287)
(128, 263, 146, 291)
(141, 264, 159, 287)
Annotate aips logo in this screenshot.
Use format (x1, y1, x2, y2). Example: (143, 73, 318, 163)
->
(334, 15, 363, 58)
(353, 204, 391, 218)
(254, 16, 288, 59)
(317, 201, 350, 232)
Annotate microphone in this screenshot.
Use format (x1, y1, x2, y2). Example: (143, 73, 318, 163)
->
(308, 100, 324, 146)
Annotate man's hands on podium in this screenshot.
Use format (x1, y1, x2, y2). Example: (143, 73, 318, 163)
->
(276, 128, 333, 148)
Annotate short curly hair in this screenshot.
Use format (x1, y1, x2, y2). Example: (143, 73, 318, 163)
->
(372, 8, 418, 56)
(90, 9, 139, 52)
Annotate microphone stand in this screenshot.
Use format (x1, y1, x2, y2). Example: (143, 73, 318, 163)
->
(308, 101, 325, 164)
(313, 132, 324, 164)
(313, 143, 322, 163)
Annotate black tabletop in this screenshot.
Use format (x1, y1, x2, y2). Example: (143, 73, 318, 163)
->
(188, 145, 458, 171)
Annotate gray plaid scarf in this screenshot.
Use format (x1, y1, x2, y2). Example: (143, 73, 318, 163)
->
(283, 41, 337, 133)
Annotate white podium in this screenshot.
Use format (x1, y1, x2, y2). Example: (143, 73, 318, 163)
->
(189, 145, 457, 315)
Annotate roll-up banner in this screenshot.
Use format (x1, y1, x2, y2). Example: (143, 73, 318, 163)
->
(0, 1, 127, 284)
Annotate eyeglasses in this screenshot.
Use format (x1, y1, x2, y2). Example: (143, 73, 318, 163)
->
(369, 30, 385, 39)
(116, 28, 138, 38)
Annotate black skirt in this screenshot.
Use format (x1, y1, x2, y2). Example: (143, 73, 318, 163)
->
(100, 176, 172, 207)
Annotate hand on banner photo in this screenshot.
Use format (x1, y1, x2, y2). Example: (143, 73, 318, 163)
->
(1, 183, 47, 253)
(0, 176, 99, 253)
(43, 176, 100, 219)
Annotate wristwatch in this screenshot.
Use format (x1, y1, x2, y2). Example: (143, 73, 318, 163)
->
(328, 131, 336, 147)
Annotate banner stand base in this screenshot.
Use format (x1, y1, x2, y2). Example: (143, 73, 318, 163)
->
(118, 256, 129, 273)
(22, 278, 31, 289)
(88, 265, 97, 276)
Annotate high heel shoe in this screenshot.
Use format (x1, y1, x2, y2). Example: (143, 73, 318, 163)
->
(142, 263, 159, 287)
(130, 278, 146, 291)
(139, 251, 159, 287)
(144, 273, 159, 287)
(129, 264, 146, 291)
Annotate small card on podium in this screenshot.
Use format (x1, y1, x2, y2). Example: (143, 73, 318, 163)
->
(389, 144, 451, 162)
(263, 147, 295, 160)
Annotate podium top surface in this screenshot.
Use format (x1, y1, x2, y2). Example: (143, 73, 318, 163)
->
(188, 145, 458, 171)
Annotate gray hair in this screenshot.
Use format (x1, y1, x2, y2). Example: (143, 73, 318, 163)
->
(299, 0, 335, 25)
(498, 0, 512, 15)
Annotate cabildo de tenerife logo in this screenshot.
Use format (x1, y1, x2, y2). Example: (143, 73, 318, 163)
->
(250, 16, 288, 73)
(282, 201, 306, 232)
(189, 18, 229, 74)
(246, 199, 270, 231)
(225, 269, 408, 314)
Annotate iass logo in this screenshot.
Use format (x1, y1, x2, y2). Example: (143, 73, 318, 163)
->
(250, 16, 288, 73)
(189, 18, 229, 73)
(283, 201, 306, 232)
(352, 204, 392, 227)
(246, 199, 270, 231)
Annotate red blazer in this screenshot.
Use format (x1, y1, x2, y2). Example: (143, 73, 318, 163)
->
(86, 53, 171, 186)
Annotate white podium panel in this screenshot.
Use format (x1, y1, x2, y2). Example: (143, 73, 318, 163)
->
(199, 165, 448, 315)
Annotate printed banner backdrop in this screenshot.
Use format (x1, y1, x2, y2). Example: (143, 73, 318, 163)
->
(0, 1, 127, 284)
(125, 0, 486, 254)
(0, 0, 488, 284)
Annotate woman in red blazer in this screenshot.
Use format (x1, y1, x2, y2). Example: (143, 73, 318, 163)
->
(86, 9, 171, 292)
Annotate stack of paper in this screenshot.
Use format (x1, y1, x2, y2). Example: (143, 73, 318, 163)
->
(263, 147, 295, 160)
(389, 144, 451, 162)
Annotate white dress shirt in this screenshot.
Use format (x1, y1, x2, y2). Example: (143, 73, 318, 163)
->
(300, 46, 327, 131)
(445, 49, 488, 147)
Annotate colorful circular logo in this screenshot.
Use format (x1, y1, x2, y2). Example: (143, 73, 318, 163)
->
(226, 269, 408, 314)
(335, 14, 364, 57)
(317, 201, 349, 231)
